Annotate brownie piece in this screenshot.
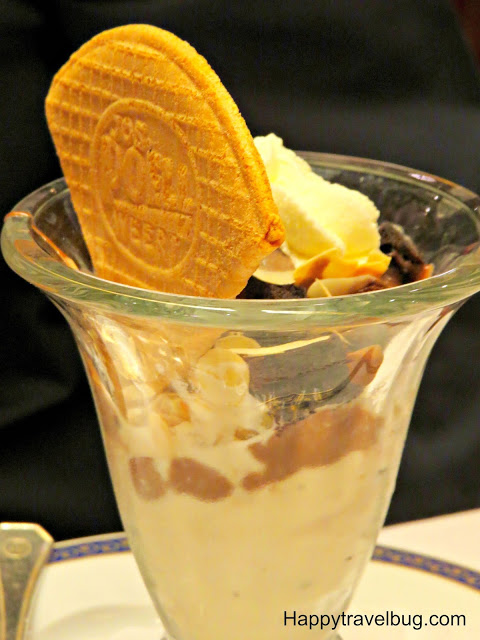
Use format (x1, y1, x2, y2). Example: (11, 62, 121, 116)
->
(237, 278, 307, 299)
(379, 221, 428, 284)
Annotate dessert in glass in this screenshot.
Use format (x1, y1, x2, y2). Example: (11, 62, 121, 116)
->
(3, 23, 480, 640)
(3, 152, 480, 640)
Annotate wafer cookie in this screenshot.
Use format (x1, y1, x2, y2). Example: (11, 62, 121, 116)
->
(46, 24, 284, 297)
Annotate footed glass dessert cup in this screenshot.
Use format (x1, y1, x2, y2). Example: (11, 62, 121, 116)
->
(3, 154, 480, 640)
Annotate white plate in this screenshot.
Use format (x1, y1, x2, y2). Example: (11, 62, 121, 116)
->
(28, 533, 480, 639)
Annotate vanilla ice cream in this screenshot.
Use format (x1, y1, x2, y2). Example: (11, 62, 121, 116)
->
(92, 312, 412, 640)
(253, 134, 391, 296)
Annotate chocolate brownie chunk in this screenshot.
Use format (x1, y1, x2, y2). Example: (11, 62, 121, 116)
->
(379, 221, 427, 283)
(237, 278, 307, 299)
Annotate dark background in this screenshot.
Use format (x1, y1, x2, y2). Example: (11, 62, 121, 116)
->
(1, 0, 480, 541)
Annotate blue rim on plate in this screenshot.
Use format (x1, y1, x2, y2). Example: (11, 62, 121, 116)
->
(49, 533, 480, 593)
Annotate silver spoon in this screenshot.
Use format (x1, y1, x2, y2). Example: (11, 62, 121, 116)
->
(0, 523, 53, 640)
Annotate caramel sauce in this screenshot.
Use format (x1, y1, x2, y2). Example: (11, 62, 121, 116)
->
(169, 457, 234, 501)
(242, 404, 381, 491)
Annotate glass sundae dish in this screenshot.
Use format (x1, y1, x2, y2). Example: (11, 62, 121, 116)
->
(3, 24, 480, 640)
(4, 153, 480, 640)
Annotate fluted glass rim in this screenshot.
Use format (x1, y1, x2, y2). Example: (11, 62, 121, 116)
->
(3, 152, 480, 329)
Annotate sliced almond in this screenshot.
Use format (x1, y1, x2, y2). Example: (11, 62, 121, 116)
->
(252, 267, 295, 285)
(307, 275, 377, 298)
(293, 248, 338, 286)
(346, 345, 384, 386)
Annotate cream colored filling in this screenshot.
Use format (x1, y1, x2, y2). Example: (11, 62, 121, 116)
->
(101, 332, 405, 640)
(110, 440, 397, 640)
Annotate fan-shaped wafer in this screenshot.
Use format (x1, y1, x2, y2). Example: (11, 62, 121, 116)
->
(45, 24, 284, 297)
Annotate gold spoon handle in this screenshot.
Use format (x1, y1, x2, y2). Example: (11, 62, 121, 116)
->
(0, 523, 53, 640)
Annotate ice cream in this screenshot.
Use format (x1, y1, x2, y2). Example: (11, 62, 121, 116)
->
(248, 134, 431, 298)
(92, 318, 411, 640)
(254, 133, 389, 271)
